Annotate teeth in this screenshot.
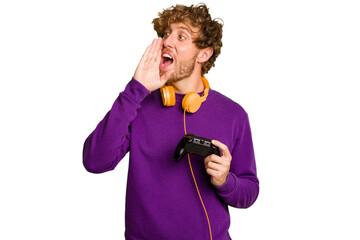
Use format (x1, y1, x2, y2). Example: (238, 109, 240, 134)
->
(162, 53, 173, 59)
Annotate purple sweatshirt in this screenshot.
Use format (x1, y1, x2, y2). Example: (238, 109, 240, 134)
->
(83, 78, 259, 240)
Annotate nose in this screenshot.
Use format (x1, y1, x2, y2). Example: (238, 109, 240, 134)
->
(163, 32, 175, 49)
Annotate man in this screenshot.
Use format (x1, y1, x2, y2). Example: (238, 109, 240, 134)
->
(83, 3, 259, 240)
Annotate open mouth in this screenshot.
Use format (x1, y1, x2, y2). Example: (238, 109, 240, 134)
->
(160, 52, 174, 70)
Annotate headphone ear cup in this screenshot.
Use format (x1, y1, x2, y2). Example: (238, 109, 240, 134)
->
(182, 92, 202, 113)
(160, 86, 176, 107)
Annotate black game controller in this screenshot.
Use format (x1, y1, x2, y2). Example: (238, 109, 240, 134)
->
(174, 133, 221, 162)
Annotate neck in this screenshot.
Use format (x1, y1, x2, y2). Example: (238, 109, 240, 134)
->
(170, 72, 204, 94)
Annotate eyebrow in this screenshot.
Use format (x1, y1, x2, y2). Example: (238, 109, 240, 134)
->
(166, 24, 193, 32)
(176, 26, 192, 34)
(167, 25, 195, 38)
(165, 24, 198, 39)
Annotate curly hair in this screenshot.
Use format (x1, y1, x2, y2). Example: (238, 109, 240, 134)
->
(152, 3, 223, 76)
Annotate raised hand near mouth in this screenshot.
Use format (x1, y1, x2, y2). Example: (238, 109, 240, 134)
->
(134, 38, 175, 92)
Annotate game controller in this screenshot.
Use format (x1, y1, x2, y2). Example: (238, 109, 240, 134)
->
(174, 133, 221, 162)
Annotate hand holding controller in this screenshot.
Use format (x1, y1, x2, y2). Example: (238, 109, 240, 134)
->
(174, 134, 221, 162)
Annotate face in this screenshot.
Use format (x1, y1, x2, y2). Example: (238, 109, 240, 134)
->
(160, 22, 201, 82)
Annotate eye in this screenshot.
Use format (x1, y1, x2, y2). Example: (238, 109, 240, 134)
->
(179, 35, 186, 40)
(163, 32, 170, 38)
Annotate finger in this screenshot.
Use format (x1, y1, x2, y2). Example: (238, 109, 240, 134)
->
(204, 154, 221, 165)
(204, 157, 223, 174)
(148, 38, 159, 62)
(140, 44, 152, 63)
(204, 154, 217, 165)
(209, 155, 225, 166)
(212, 140, 231, 159)
(206, 160, 222, 171)
(206, 168, 220, 177)
(204, 155, 211, 165)
(154, 38, 163, 63)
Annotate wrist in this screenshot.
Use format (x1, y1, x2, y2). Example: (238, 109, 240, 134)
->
(213, 172, 235, 195)
(132, 76, 151, 92)
(123, 78, 151, 103)
(212, 175, 228, 187)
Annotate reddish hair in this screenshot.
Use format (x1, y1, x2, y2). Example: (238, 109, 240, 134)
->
(152, 3, 223, 75)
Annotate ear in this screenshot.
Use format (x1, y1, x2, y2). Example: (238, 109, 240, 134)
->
(197, 47, 213, 63)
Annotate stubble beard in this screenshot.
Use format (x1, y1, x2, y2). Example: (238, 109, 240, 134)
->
(161, 54, 198, 83)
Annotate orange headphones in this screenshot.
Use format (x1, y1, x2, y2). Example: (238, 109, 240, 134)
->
(160, 76, 210, 113)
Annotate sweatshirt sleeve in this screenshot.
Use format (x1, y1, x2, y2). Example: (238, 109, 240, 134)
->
(213, 114, 259, 208)
(83, 78, 150, 173)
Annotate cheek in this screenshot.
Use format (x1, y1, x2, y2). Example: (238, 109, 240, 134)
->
(174, 45, 198, 63)
(177, 46, 192, 57)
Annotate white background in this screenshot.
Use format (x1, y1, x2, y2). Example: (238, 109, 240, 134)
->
(1, 0, 359, 239)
